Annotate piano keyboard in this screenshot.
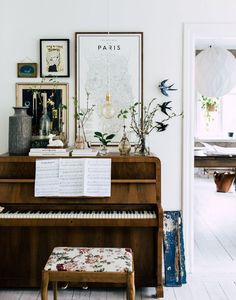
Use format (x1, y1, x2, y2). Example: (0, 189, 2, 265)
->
(0, 208, 156, 219)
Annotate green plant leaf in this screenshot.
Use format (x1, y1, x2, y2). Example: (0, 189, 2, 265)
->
(94, 131, 103, 137)
(106, 134, 115, 140)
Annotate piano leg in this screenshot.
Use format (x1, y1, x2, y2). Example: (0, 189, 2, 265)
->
(156, 204, 164, 298)
(41, 271, 49, 300)
(156, 285, 164, 298)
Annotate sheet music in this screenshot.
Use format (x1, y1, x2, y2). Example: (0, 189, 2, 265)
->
(84, 158, 111, 197)
(34, 158, 111, 197)
(35, 159, 59, 196)
(59, 159, 85, 196)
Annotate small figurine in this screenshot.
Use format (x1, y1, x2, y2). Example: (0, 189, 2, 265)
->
(159, 79, 178, 97)
(48, 134, 64, 147)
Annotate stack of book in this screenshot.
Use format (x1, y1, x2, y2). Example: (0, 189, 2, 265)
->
(29, 148, 72, 157)
(71, 148, 98, 157)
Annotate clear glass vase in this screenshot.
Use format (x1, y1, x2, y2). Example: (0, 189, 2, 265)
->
(134, 135, 150, 155)
(99, 144, 108, 155)
(118, 125, 131, 155)
(39, 108, 51, 137)
(75, 124, 89, 149)
(75, 132, 86, 149)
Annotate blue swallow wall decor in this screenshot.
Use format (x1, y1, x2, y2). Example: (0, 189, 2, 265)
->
(159, 79, 178, 97)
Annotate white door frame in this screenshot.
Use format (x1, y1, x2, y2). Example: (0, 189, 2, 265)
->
(183, 23, 236, 273)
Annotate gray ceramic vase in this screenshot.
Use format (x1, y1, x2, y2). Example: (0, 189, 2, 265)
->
(9, 107, 32, 155)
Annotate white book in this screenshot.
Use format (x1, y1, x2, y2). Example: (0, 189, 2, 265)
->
(35, 158, 111, 197)
(72, 148, 94, 153)
(30, 148, 69, 153)
(71, 149, 98, 157)
(29, 152, 70, 157)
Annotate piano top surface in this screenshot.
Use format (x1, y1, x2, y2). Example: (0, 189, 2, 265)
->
(0, 152, 161, 164)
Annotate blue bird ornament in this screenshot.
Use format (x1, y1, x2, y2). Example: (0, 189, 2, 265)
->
(159, 79, 178, 97)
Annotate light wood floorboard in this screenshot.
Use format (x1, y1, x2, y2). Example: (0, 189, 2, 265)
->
(2, 176, 236, 299)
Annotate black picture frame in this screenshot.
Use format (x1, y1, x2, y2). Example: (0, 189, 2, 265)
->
(40, 39, 70, 78)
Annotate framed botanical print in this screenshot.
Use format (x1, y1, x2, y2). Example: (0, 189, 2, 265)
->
(40, 39, 70, 77)
(75, 32, 143, 144)
(16, 83, 68, 137)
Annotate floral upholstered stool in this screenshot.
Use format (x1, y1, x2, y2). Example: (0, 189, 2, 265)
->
(41, 247, 135, 300)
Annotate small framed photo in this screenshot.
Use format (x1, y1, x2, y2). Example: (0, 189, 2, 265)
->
(17, 63, 37, 78)
(40, 39, 70, 77)
(16, 82, 68, 137)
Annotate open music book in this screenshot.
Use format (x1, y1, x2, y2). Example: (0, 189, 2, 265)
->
(35, 158, 111, 197)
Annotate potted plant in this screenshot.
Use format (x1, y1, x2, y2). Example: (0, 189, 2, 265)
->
(200, 95, 218, 112)
(199, 95, 219, 126)
(94, 132, 115, 155)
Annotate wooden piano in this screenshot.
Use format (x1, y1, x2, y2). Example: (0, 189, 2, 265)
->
(0, 153, 163, 298)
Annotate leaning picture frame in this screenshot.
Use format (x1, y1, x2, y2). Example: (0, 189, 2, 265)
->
(75, 32, 143, 144)
(40, 39, 70, 77)
(16, 83, 69, 139)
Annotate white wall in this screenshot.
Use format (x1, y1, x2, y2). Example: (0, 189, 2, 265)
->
(1, 0, 236, 210)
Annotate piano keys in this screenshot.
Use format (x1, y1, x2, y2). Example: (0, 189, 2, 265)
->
(0, 154, 163, 298)
(0, 208, 157, 219)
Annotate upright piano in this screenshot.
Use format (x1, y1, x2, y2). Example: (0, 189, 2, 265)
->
(0, 153, 163, 298)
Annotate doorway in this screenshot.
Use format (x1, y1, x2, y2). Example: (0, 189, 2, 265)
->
(183, 23, 236, 272)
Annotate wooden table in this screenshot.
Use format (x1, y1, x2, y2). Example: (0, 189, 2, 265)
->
(195, 155, 236, 168)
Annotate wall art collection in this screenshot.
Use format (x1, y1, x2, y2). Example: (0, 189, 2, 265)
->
(16, 32, 143, 145)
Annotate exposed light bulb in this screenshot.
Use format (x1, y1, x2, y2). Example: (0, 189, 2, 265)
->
(102, 92, 115, 119)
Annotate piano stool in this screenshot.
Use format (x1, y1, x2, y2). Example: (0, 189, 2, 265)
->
(41, 247, 135, 300)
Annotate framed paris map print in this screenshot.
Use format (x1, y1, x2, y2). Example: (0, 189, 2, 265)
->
(75, 32, 143, 144)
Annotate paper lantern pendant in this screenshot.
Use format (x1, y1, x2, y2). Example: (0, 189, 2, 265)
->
(195, 46, 236, 97)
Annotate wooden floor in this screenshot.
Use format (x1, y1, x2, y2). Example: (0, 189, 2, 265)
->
(1, 175, 236, 299)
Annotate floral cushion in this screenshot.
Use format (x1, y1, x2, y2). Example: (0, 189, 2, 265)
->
(44, 247, 133, 273)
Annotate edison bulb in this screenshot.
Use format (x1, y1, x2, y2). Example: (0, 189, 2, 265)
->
(102, 92, 115, 119)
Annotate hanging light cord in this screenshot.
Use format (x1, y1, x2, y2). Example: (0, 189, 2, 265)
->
(106, 0, 110, 96)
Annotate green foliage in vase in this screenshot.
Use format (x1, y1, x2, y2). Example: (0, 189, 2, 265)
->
(94, 132, 115, 146)
(73, 90, 95, 126)
(74, 90, 95, 144)
(117, 109, 129, 121)
(118, 98, 183, 139)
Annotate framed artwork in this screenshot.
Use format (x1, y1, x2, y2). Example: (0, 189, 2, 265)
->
(17, 63, 37, 78)
(40, 39, 70, 77)
(16, 83, 68, 137)
(75, 32, 143, 144)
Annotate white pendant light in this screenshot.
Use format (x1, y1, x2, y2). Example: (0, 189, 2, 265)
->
(195, 46, 236, 97)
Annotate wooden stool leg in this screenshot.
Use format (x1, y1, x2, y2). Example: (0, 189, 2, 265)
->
(53, 281, 58, 300)
(41, 271, 49, 300)
(127, 272, 135, 300)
